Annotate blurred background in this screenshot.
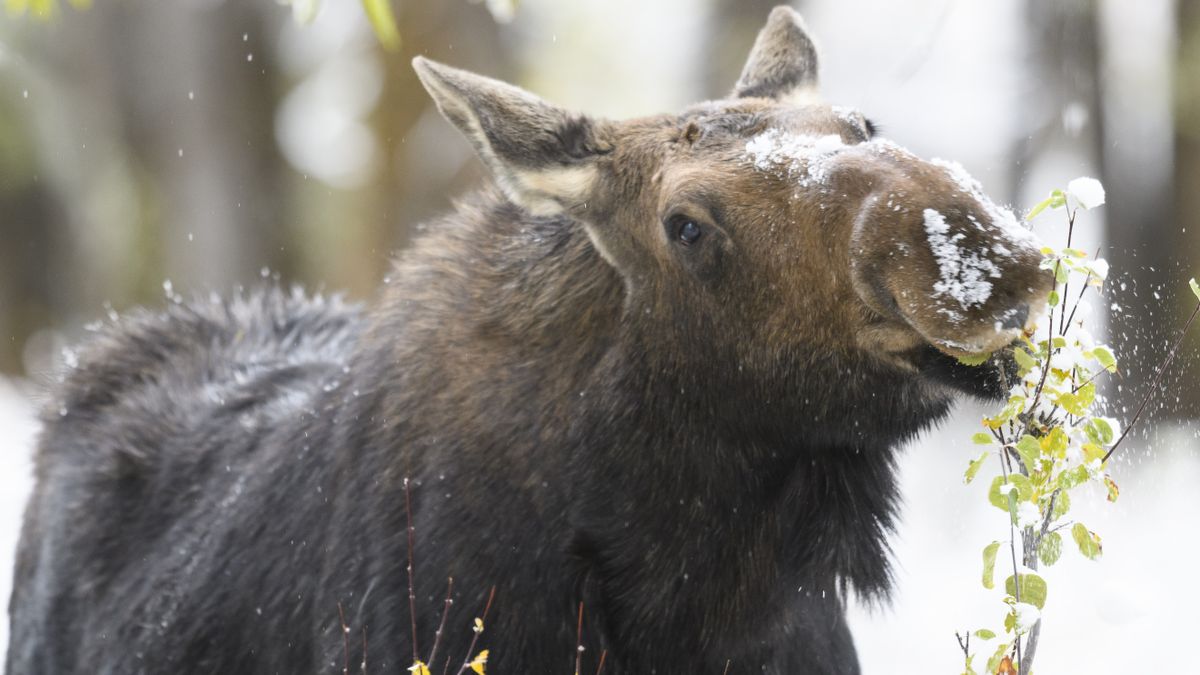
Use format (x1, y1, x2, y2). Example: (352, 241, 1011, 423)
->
(1, 0, 1198, 671)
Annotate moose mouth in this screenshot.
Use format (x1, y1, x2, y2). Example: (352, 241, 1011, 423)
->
(907, 342, 1020, 401)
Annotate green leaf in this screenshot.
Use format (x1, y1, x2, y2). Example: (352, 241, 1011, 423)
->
(1040, 427, 1069, 457)
(1038, 531, 1063, 566)
(986, 642, 1012, 674)
(1012, 348, 1038, 374)
(971, 432, 994, 445)
(1190, 277, 1200, 302)
(957, 352, 991, 367)
(1026, 196, 1054, 221)
(1050, 489, 1070, 520)
(1092, 346, 1117, 373)
(1056, 465, 1090, 490)
(974, 628, 996, 640)
(361, 0, 401, 51)
(1014, 435, 1041, 471)
(988, 474, 1033, 511)
(1047, 289, 1060, 307)
(1072, 522, 1103, 560)
(964, 450, 990, 485)
(1085, 418, 1114, 446)
(1004, 572, 1048, 609)
(1105, 475, 1120, 502)
(981, 541, 1000, 589)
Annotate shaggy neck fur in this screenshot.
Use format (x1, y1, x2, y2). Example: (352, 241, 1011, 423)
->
(348, 189, 953, 670)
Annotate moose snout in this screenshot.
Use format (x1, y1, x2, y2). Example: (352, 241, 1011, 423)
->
(999, 303, 1030, 331)
(848, 177, 1052, 358)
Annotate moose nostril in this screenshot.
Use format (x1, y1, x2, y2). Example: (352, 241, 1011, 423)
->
(999, 304, 1030, 331)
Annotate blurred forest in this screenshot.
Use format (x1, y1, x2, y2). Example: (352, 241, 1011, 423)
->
(0, 0, 1198, 420)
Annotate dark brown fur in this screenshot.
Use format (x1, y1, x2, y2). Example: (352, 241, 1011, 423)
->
(7, 7, 1051, 675)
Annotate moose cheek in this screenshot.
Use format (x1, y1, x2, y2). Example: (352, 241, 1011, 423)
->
(674, 234, 728, 285)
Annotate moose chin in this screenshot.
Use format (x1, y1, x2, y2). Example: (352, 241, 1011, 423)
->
(7, 6, 1051, 675)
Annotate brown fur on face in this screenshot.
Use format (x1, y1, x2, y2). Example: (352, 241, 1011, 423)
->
(414, 8, 1050, 384)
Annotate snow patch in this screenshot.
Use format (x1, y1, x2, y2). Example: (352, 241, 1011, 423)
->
(923, 208, 1001, 312)
(744, 130, 846, 188)
(1066, 176, 1106, 210)
(929, 158, 1037, 251)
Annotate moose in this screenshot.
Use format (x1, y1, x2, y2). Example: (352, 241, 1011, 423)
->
(7, 7, 1051, 674)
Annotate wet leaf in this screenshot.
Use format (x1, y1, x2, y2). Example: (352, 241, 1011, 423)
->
(1014, 435, 1041, 471)
(1191, 277, 1200, 302)
(1038, 531, 1062, 566)
(1072, 522, 1103, 560)
(1104, 475, 1120, 502)
(1012, 348, 1038, 374)
(986, 643, 1012, 674)
(965, 450, 990, 485)
(469, 649, 489, 674)
(958, 352, 992, 367)
(974, 628, 996, 640)
(1004, 572, 1047, 609)
(982, 541, 1000, 589)
(972, 432, 995, 445)
(988, 474, 1033, 511)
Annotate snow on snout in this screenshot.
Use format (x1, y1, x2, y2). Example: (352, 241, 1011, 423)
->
(923, 208, 1001, 319)
(744, 130, 845, 187)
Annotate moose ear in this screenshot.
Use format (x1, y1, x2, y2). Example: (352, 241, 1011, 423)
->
(413, 57, 611, 217)
(732, 6, 821, 104)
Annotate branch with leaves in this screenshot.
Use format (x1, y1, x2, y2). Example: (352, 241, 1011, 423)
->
(955, 177, 1200, 675)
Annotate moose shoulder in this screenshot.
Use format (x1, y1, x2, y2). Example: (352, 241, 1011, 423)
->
(7, 6, 1051, 675)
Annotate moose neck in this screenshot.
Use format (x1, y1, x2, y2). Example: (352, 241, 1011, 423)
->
(367, 190, 950, 606)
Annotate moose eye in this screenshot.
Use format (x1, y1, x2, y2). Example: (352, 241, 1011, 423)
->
(674, 219, 703, 246)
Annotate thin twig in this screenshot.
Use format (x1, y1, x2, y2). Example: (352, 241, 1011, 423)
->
(575, 601, 585, 675)
(955, 631, 970, 658)
(594, 650, 608, 675)
(1057, 209, 1077, 334)
(361, 625, 368, 674)
(338, 603, 351, 675)
(722, 659, 732, 675)
(427, 578, 454, 671)
(1103, 299, 1200, 462)
(404, 478, 420, 664)
(454, 586, 496, 675)
(997, 449, 1023, 667)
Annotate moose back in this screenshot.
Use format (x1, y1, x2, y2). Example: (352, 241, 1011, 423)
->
(7, 7, 1050, 675)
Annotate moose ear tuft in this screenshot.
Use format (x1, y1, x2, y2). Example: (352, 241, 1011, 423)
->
(412, 57, 610, 216)
(731, 6, 821, 104)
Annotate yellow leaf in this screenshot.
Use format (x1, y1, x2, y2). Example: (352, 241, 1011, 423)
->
(473, 617, 484, 633)
(409, 661, 431, 675)
(469, 649, 489, 674)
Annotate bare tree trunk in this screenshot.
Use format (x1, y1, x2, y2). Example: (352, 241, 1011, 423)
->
(1170, 0, 1200, 417)
(102, 1, 290, 294)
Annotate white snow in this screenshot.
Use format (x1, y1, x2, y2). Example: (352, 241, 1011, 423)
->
(744, 130, 846, 187)
(923, 208, 1001, 312)
(1013, 602, 1042, 633)
(1015, 502, 1042, 529)
(0, 379, 36, 659)
(930, 157, 1038, 250)
(1066, 177, 1106, 210)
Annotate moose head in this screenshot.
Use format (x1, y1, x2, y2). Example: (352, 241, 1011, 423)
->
(412, 6, 1051, 410)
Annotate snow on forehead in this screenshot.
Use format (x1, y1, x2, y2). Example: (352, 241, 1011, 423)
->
(743, 129, 845, 188)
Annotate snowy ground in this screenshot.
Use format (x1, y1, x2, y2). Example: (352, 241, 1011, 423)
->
(0, 378, 1196, 670)
(0, 378, 36, 660)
